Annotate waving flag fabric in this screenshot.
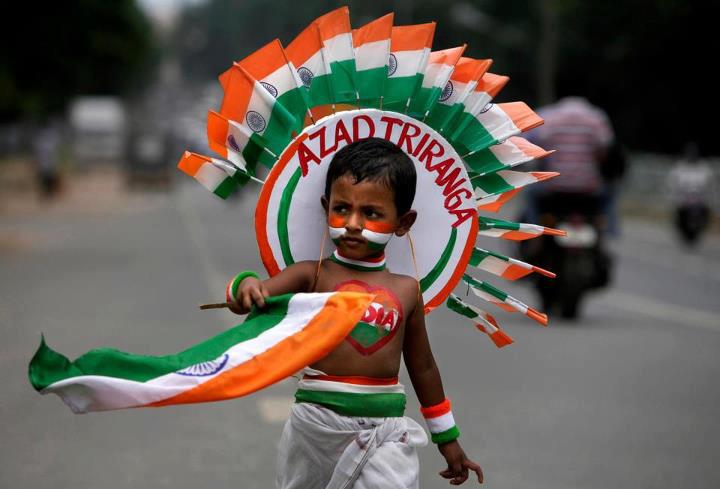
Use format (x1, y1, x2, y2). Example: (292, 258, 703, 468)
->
(444, 72, 509, 139)
(462, 274, 548, 326)
(446, 294, 513, 348)
(463, 136, 553, 176)
(383, 22, 436, 112)
(478, 216, 566, 241)
(468, 247, 555, 281)
(219, 39, 311, 133)
(407, 45, 466, 119)
(177, 151, 250, 200)
(353, 13, 393, 108)
(285, 21, 333, 109)
(29, 292, 374, 413)
(316, 7, 357, 105)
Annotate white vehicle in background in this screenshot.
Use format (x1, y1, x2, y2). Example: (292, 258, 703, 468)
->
(69, 96, 127, 165)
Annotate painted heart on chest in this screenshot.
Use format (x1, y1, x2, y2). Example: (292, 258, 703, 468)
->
(333, 280, 405, 356)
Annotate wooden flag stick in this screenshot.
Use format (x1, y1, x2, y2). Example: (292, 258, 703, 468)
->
(199, 302, 231, 310)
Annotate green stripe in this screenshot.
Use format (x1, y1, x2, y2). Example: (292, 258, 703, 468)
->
(356, 66, 387, 107)
(419, 227, 457, 292)
(308, 73, 334, 106)
(213, 176, 240, 200)
(463, 274, 508, 301)
(463, 148, 506, 175)
(450, 116, 496, 155)
(295, 389, 406, 417)
(431, 425, 460, 444)
(425, 102, 463, 134)
(470, 247, 509, 267)
(383, 75, 421, 112)
(472, 172, 513, 196)
(243, 135, 275, 172)
(407, 85, 442, 119)
(261, 104, 296, 155)
(28, 294, 293, 390)
(277, 167, 302, 267)
(478, 216, 521, 231)
(329, 59, 358, 105)
(446, 295, 479, 320)
(276, 89, 309, 133)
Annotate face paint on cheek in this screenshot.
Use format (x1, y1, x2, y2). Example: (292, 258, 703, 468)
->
(362, 221, 395, 251)
(328, 214, 346, 245)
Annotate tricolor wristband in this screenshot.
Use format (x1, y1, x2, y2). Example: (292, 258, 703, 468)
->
(420, 398, 461, 444)
(225, 270, 261, 304)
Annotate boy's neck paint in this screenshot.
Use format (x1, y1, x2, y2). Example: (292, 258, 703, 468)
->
(330, 249, 386, 272)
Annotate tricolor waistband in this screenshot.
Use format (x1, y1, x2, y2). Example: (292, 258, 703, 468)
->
(294, 374, 406, 417)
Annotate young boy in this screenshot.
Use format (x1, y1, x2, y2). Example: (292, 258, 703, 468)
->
(229, 137, 483, 488)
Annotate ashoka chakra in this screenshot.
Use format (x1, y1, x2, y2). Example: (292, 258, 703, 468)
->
(260, 81, 278, 98)
(175, 354, 229, 377)
(246, 111, 267, 133)
(297, 67, 314, 87)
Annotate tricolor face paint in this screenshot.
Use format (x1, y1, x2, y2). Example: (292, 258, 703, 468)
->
(328, 213, 395, 255)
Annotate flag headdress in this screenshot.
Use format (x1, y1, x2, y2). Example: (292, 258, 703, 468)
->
(179, 6, 562, 349)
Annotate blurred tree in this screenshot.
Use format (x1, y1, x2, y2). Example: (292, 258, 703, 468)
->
(170, 0, 715, 154)
(0, 0, 155, 122)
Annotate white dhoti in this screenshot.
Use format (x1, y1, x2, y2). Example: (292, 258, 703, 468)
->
(276, 402, 428, 489)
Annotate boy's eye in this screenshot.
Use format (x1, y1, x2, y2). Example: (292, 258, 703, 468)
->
(332, 206, 348, 214)
(364, 209, 381, 218)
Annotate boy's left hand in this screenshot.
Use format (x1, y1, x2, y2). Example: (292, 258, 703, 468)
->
(438, 440, 483, 485)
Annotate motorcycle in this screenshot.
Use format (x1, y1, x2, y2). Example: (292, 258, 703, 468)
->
(520, 193, 611, 319)
(673, 193, 710, 246)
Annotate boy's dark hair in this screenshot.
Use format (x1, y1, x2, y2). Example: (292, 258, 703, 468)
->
(324, 137, 417, 215)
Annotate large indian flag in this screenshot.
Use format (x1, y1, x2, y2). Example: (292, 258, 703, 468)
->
(29, 292, 374, 413)
(383, 22, 435, 112)
(219, 39, 310, 134)
(218, 64, 297, 165)
(353, 13, 393, 108)
(316, 6, 358, 105)
(407, 45, 466, 119)
(425, 57, 492, 133)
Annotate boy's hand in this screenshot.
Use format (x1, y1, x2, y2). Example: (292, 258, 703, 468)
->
(228, 277, 269, 315)
(438, 440, 483, 485)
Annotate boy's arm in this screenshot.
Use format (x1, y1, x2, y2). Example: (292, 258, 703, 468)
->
(403, 288, 484, 485)
(228, 261, 316, 314)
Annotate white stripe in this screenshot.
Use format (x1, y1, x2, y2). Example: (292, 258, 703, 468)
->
(262, 64, 298, 98)
(488, 139, 534, 169)
(477, 255, 511, 276)
(355, 39, 390, 71)
(425, 411, 456, 433)
(361, 228, 393, 245)
(297, 378, 405, 395)
(507, 256, 533, 270)
(474, 104, 521, 141)
(438, 79, 474, 107)
(470, 287, 502, 305)
(389, 49, 425, 78)
(301, 50, 329, 78)
(463, 90, 493, 115)
(421, 63, 454, 89)
(211, 157, 243, 175)
(333, 250, 386, 268)
(246, 81, 276, 136)
(43, 293, 337, 412)
(195, 163, 229, 192)
(328, 226, 345, 240)
(323, 33, 354, 62)
(504, 295, 528, 314)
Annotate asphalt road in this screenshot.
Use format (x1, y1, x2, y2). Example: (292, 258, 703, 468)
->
(2, 175, 719, 489)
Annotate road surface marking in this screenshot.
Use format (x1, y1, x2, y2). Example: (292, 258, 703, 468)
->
(600, 291, 720, 333)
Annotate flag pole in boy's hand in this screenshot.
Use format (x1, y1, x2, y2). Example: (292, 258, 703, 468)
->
(199, 302, 231, 310)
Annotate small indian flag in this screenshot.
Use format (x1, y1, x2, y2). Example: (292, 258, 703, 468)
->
(28, 292, 374, 413)
(444, 72, 509, 139)
(285, 21, 333, 108)
(468, 247, 555, 281)
(383, 22, 436, 112)
(478, 216, 567, 241)
(316, 6, 358, 105)
(177, 151, 252, 200)
(219, 64, 297, 162)
(407, 45, 466, 119)
(463, 136, 554, 176)
(446, 294, 513, 348)
(425, 57, 492, 133)
(353, 13, 393, 108)
(218, 39, 311, 134)
(472, 170, 559, 200)
(207, 110, 273, 175)
(462, 274, 548, 326)
(450, 102, 544, 156)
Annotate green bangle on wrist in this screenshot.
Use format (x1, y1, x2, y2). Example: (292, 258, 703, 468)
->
(226, 270, 260, 304)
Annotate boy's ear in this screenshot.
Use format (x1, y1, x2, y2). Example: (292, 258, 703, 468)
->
(320, 195, 329, 214)
(395, 210, 417, 237)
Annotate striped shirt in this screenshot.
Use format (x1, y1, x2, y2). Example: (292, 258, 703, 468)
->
(530, 97, 614, 193)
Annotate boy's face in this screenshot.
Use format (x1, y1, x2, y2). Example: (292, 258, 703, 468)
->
(322, 174, 415, 259)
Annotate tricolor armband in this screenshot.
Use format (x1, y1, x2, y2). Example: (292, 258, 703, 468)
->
(420, 398, 460, 444)
(225, 270, 260, 304)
